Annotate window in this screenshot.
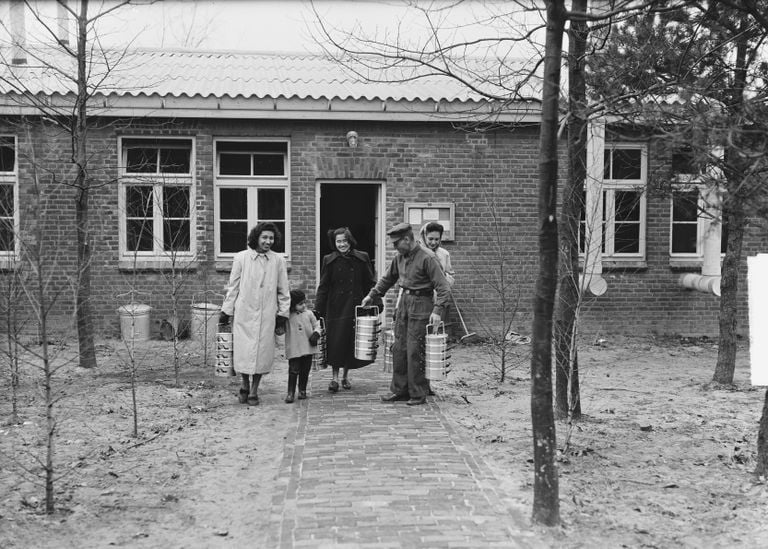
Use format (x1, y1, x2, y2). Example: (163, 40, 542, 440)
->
(599, 145, 646, 259)
(215, 141, 289, 258)
(119, 138, 194, 260)
(0, 136, 17, 257)
(670, 187, 726, 258)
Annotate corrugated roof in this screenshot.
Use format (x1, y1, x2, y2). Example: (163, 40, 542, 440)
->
(0, 47, 541, 105)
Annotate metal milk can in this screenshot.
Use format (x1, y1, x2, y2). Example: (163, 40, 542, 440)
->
(354, 305, 380, 361)
(312, 317, 327, 370)
(383, 328, 394, 373)
(425, 321, 449, 381)
(214, 325, 234, 377)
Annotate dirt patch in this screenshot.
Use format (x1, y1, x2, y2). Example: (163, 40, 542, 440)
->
(438, 335, 768, 548)
(1, 335, 767, 547)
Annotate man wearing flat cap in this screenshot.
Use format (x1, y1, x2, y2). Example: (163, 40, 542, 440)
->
(362, 222, 450, 405)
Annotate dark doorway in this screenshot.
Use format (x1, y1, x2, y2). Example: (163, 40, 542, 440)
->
(319, 183, 379, 271)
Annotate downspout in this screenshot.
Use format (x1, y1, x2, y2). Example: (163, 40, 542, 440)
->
(679, 185, 722, 296)
(579, 118, 607, 296)
(57, 0, 70, 47)
(10, 0, 27, 65)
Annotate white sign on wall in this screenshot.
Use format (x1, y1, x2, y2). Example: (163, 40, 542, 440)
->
(748, 254, 768, 386)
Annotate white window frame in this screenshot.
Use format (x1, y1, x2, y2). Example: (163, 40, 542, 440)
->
(0, 134, 18, 263)
(117, 137, 196, 263)
(214, 138, 291, 261)
(601, 144, 647, 261)
(669, 183, 705, 258)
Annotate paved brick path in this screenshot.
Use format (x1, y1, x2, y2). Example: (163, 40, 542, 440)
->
(267, 364, 542, 548)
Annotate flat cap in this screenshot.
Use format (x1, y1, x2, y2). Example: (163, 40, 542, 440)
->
(386, 222, 413, 241)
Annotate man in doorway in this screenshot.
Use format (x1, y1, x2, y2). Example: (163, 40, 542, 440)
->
(362, 222, 450, 405)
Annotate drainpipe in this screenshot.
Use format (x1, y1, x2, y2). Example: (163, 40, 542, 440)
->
(10, 0, 27, 65)
(679, 185, 722, 296)
(57, 0, 70, 46)
(579, 118, 607, 296)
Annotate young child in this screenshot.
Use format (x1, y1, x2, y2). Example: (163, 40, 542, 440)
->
(284, 289, 321, 403)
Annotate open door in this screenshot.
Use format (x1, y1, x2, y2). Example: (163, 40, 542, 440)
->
(318, 182, 381, 273)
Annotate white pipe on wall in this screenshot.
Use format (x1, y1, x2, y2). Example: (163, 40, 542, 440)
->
(678, 177, 722, 297)
(580, 118, 607, 297)
(10, 0, 26, 65)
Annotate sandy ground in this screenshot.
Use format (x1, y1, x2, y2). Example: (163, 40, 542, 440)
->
(1, 334, 767, 548)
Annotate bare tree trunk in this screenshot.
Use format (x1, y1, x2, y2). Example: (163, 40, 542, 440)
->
(756, 388, 768, 476)
(555, 0, 588, 421)
(714, 203, 744, 384)
(530, 0, 564, 527)
(714, 22, 748, 386)
(74, 0, 96, 369)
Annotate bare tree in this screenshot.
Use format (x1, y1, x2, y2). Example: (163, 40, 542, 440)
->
(0, 0, 139, 369)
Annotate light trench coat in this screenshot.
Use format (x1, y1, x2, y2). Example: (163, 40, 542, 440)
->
(221, 249, 290, 375)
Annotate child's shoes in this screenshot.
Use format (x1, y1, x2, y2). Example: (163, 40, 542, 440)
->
(285, 393, 295, 403)
(298, 391, 307, 400)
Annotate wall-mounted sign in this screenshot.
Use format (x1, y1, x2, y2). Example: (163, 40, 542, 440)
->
(404, 202, 455, 241)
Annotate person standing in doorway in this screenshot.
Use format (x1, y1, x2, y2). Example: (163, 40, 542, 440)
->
(315, 227, 378, 392)
(219, 222, 291, 406)
(362, 222, 450, 406)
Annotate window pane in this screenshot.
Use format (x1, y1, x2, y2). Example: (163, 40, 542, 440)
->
(672, 191, 698, 221)
(126, 186, 153, 217)
(0, 137, 14, 172)
(252, 153, 285, 176)
(127, 219, 153, 251)
(270, 221, 285, 253)
(220, 153, 251, 176)
(672, 147, 696, 175)
(220, 188, 248, 219)
(164, 219, 190, 251)
(672, 224, 697, 253)
(220, 221, 248, 253)
(614, 223, 639, 253)
(611, 149, 642, 179)
(163, 186, 190, 218)
(126, 148, 157, 173)
(0, 184, 14, 217)
(258, 188, 285, 219)
(0, 219, 13, 251)
(159, 148, 191, 173)
(614, 191, 641, 221)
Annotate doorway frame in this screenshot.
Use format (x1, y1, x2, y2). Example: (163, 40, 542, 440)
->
(315, 179, 386, 287)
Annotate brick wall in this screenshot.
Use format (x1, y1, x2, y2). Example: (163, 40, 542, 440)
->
(1, 116, 763, 340)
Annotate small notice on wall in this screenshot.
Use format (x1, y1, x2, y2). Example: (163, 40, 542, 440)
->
(748, 254, 768, 385)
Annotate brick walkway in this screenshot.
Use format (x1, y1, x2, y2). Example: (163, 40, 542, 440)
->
(267, 364, 542, 548)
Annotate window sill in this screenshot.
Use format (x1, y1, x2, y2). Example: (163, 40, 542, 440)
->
(578, 258, 647, 271)
(669, 257, 704, 270)
(119, 259, 199, 272)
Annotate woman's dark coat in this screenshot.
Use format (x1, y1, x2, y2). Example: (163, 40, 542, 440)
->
(315, 249, 377, 369)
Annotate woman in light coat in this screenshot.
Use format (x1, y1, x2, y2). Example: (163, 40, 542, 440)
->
(220, 222, 290, 405)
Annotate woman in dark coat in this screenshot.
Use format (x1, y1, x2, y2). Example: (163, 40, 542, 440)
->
(315, 227, 378, 392)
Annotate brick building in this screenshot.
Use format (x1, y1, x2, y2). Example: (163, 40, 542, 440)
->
(0, 49, 762, 339)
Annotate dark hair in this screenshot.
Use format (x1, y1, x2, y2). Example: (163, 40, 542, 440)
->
(424, 222, 444, 237)
(289, 289, 306, 311)
(247, 222, 282, 250)
(327, 227, 357, 250)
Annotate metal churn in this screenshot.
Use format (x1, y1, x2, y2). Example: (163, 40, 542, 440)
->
(214, 324, 234, 377)
(354, 305, 380, 361)
(312, 317, 327, 370)
(383, 328, 394, 373)
(425, 321, 450, 381)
